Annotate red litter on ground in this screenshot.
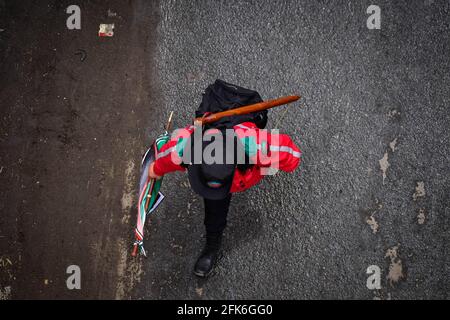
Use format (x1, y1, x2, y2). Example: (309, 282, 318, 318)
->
(99, 24, 114, 37)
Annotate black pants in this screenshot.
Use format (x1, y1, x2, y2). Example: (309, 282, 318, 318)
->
(203, 194, 232, 235)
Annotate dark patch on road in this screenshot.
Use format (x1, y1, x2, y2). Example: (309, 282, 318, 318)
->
(0, 0, 161, 299)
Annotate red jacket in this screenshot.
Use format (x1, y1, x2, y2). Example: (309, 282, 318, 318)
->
(152, 122, 301, 193)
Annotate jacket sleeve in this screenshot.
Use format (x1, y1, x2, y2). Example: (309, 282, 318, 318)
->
(256, 132, 301, 172)
(152, 126, 193, 176)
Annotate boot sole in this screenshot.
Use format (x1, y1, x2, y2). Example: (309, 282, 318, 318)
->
(193, 252, 223, 278)
(193, 269, 211, 278)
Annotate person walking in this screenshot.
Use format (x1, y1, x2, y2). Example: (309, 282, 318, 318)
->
(148, 80, 301, 277)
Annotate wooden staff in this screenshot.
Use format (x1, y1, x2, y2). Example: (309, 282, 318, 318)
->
(194, 95, 300, 126)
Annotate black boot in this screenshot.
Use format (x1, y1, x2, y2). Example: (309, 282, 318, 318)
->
(194, 232, 222, 277)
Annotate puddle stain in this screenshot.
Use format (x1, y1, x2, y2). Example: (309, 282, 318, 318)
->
(385, 246, 405, 287)
(0, 286, 12, 300)
(360, 199, 382, 234)
(417, 208, 426, 225)
(366, 215, 379, 234)
(115, 238, 144, 300)
(379, 152, 389, 184)
(0, 256, 14, 281)
(389, 138, 398, 152)
(121, 160, 136, 224)
(195, 287, 204, 297)
(413, 181, 426, 201)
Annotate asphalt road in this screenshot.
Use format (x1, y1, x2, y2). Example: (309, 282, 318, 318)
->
(1, 0, 449, 299)
(134, 0, 449, 300)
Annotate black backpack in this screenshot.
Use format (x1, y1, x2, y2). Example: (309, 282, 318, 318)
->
(195, 79, 268, 130)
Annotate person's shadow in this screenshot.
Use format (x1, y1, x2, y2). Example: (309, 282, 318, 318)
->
(224, 191, 264, 254)
(193, 190, 263, 291)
